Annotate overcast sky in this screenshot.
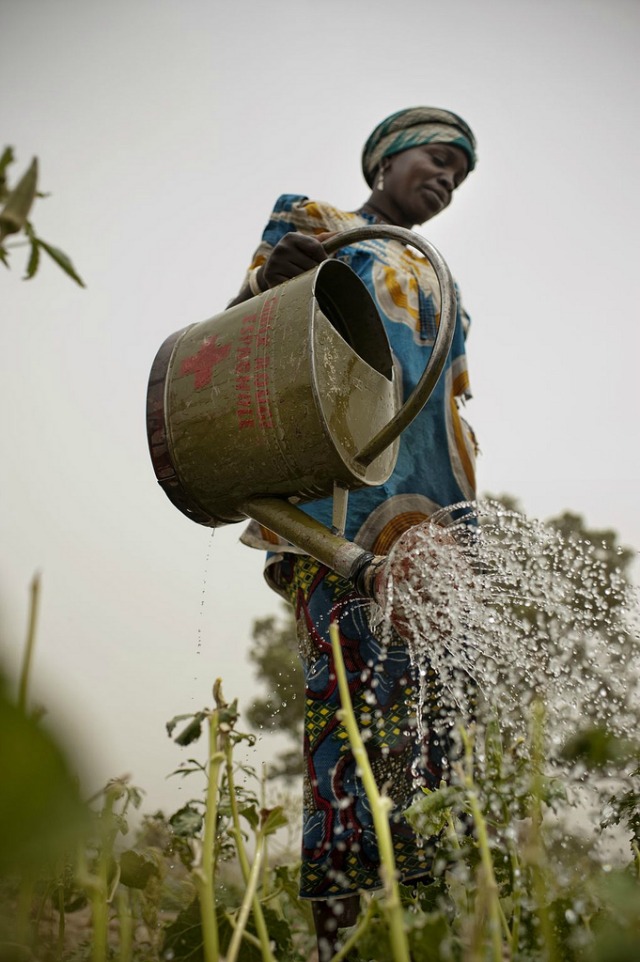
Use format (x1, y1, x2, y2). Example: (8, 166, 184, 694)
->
(2, 0, 638, 813)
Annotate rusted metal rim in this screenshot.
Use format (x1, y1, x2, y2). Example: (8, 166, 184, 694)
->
(322, 225, 457, 466)
(146, 326, 217, 526)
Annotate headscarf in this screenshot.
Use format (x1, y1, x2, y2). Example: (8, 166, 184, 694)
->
(362, 106, 477, 187)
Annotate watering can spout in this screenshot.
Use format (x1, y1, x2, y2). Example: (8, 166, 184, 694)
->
(147, 225, 457, 596)
(241, 496, 386, 599)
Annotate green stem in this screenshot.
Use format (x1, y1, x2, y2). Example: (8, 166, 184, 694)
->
(507, 836, 521, 953)
(329, 622, 410, 962)
(528, 701, 560, 962)
(260, 763, 270, 899)
(459, 728, 504, 962)
(117, 890, 133, 962)
(223, 737, 276, 962)
(195, 710, 223, 962)
(224, 740, 251, 883)
(331, 895, 377, 962)
(18, 572, 40, 712)
(224, 830, 267, 962)
(91, 792, 117, 962)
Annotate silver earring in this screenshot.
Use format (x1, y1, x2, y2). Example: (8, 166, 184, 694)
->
(376, 167, 385, 192)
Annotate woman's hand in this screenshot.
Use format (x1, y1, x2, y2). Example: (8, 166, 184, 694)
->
(261, 231, 334, 288)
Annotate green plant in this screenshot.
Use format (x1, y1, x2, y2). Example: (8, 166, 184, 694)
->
(0, 146, 85, 286)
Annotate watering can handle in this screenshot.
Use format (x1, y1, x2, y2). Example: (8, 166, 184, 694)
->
(321, 225, 457, 467)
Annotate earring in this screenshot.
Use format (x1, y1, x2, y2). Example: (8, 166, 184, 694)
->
(376, 166, 385, 192)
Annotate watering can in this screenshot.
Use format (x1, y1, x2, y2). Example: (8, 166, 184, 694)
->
(146, 225, 457, 598)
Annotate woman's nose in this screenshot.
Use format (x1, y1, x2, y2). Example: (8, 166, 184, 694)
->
(437, 168, 455, 191)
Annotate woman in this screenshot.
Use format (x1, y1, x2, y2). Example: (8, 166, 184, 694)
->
(232, 106, 478, 960)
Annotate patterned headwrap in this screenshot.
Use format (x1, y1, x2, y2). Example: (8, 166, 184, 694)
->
(362, 106, 477, 187)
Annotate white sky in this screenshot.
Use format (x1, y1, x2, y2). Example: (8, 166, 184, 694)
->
(2, 0, 639, 814)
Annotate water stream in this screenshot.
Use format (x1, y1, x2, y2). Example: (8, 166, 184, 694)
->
(376, 499, 640, 856)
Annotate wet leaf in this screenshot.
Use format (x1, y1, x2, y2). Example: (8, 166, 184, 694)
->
(561, 726, 640, 770)
(405, 785, 462, 837)
(169, 803, 203, 838)
(407, 908, 455, 961)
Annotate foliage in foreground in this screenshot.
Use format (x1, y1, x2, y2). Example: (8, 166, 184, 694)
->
(3, 510, 640, 960)
(2, 661, 640, 961)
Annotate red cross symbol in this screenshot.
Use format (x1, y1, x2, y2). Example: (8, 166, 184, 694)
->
(179, 335, 232, 390)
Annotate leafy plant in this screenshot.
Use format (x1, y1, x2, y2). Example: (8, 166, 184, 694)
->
(0, 146, 85, 286)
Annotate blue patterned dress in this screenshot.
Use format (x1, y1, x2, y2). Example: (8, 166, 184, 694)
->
(241, 195, 477, 899)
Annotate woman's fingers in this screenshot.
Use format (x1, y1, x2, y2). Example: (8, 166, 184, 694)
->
(263, 232, 328, 286)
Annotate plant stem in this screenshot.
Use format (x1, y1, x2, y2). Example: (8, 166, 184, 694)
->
(18, 572, 40, 712)
(528, 702, 560, 962)
(223, 734, 276, 962)
(329, 622, 410, 962)
(195, 710, 223, 962)
(331, 895, 377, 962)
(459, 728, 504, 962)
(116, 890, 133, 962)
(224, 830, 267, 962)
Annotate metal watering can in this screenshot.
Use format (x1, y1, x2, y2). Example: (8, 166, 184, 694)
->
(146, 225, 457, 597)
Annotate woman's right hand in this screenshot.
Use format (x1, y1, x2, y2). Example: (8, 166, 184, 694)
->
(261, 231, 333, 288)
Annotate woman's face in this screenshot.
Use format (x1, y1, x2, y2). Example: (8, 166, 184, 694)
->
(380, 143, 469, 227)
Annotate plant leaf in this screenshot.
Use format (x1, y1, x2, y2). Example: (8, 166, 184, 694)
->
(24, 236, 40, 280)
(169, 803, 204, 838)
(0, 158, 38, 239)
(170, 712, 206, 746)
(260, 804, 288, 836)
(0, 146, 15, 198)
(118, 849, 160, 889)
(38, 237, 85, 287)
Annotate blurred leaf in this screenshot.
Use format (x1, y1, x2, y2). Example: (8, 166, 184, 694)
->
(24, 235, 40, 280)
(484, 716, 504, 783)
(561, 726, 640, 770)
(260, 804, 288, 836)
(118, 849, 159, 889)
(405, 785, 462, 838)
(162, 896, 276, 962)
(239, 803, 260, 831)
(169, 803, 204, 838)
(407, 907, 454, 961)
(38, 237, 85, 288)
(0, 158, 38, 239)
(0, 683, 89, 873)
(0, 146, 15, 187)
(169, 712, 206, 746)
(590, 871, 640, 962)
